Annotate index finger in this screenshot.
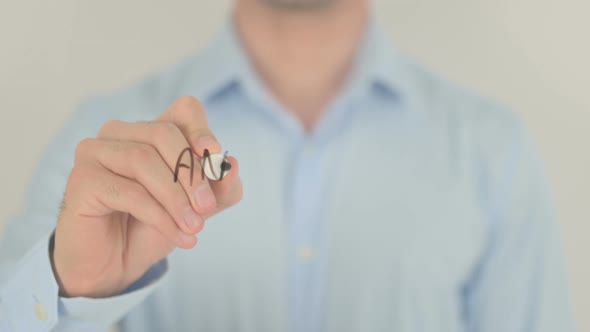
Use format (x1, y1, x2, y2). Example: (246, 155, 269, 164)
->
(159, 96, 222, 157)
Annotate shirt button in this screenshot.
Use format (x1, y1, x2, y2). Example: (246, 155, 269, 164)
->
(34, 303, 47, 321)
(298, 245, 316, 262)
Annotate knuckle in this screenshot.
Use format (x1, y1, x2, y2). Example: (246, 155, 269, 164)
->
(175, 96, 203, 111)
(105, 179, 122, 201)
(98, 119, 122, 137)
(124, 182, 145, 206)
(171, 96, 206, 121)
(129, 143, 157, 164)
(66, 165, 97, 195)
(74, 138, 94, 163)
(110, 140, 127, 153)
(67, 166, 86, 188)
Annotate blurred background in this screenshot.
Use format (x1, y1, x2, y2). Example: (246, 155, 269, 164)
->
(0, 0, 588, 329)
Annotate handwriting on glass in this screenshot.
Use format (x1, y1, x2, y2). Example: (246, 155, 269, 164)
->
(174, 148, 230, 185)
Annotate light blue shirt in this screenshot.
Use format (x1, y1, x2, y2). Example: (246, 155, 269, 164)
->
(0, 19, 575, 332)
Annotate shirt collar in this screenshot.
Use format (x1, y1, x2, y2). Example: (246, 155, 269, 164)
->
(362, 22, 407, 100)
(188, 17, 409, 107)
(185, 19, 247, 103)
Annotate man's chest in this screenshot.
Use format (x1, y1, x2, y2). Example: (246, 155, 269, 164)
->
(152, 109, 488, 331)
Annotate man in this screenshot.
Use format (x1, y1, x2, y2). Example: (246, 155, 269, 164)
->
(0, 0, 575, 331)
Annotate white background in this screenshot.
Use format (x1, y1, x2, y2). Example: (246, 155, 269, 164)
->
(0, 0, 588, 329)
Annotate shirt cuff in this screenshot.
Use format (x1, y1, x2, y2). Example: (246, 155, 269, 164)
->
(0, 233, 168, 332)
(0, 234, 60, 332)
(59, 259, 167, 327)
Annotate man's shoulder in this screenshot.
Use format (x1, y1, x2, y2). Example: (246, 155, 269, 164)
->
(78, 54, 207, 122)
(401, 58, 525, 146)
(53, 52, 213, 150)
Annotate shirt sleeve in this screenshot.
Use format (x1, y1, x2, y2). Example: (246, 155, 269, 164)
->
(0, 98, 167, 331)
(463, 120, 576, 332)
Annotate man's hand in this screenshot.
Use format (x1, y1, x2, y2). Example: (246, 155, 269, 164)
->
(52, 97, 243, 298)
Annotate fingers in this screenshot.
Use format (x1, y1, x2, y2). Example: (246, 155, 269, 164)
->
(68, 162, 197, 249)
(98, 120, 217, 217)
(159, 97, 243, 216)
(96, 96, 242, 230)
(207, 157, 243, 218)
(159, 96, 222, 156)
(75, 138, 205, 235)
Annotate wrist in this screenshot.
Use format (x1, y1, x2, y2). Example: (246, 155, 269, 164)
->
(48, 232, 68, 297)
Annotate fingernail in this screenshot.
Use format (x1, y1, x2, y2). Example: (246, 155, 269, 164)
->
(194, 184, 216, 210)
(196, 136, 220, 154)
(183, 207, 203, 230)
(178, 232, 196, 244)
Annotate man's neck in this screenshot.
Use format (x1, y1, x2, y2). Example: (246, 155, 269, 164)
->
(234, 1, 369, 131)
